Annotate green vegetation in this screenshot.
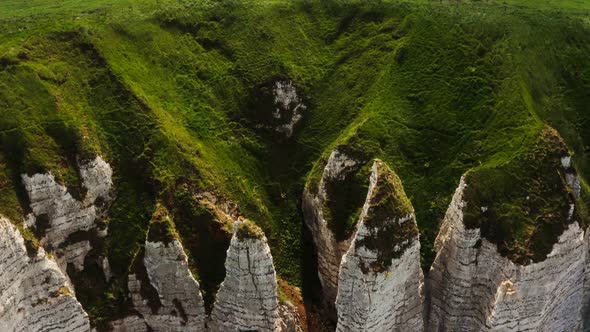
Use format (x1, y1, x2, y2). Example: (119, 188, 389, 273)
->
(167, 185, 231, 313)
(463, 127, 587, 264)
(356, 160, 417, 272)
(236, 219, 265, 240)
(321, 143, 373, 241)
(147, 204, 180, 244)
(58, 286, 73, 297)
(0, 0, 589, 328)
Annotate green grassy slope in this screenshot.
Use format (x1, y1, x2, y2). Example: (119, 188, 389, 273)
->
(0, 0, 589, 328)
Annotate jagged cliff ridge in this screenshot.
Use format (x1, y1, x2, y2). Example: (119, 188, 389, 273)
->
(302, 148, 367, 315)
(0, 217, 91, 331)
(427, 131, 590, 331)
(1, 0, 590, 330)
(21, 156, 113, 275)
(303, 152, 426, 330)
(110, 209, 300, 332)
(336, 160, 424, 331)
(428, 177, 588, 331)
(209, 220, 281, 332)
(304, 131, 590, 331)
(112, 206, 207, 331)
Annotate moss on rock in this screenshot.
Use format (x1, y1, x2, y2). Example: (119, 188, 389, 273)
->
(463, 127, 582, 264)
(356, 160, 418, 273)
(236, 219, 265, 240)
(147, 204, 179, 245)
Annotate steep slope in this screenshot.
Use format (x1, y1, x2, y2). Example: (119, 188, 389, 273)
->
(0, 0, 590, 330)
(22, 155, 113, 274)
(427, 130, 589, 331)
(209, 220, 281, 332)
(335, 160, 424, 331)
(0, 216, 91, 331)
(113, 206, 207, 331)
(302, 148, 368, 315)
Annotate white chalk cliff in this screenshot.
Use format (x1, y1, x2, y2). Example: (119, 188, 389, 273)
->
(21, 156, 113, 275)
(302, 149, 362, 312)
(111, 207, 302, 332)
(582, 227, 590, 331)
(119, 237, 207, 331)
(335, 160, 424, 332)
(209, 220, 281, 332)
(0, 217, 92, 332)
(5, 148, 590, 331)
(427, 176, 588, 331)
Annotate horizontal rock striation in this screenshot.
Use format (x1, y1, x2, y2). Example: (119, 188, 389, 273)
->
(0, 217, 91, 332)
(427, 176, 588, 331)
(143, 240, 207, 330)
(121, 225, 207, 331)
(335, 160, 424, 332)
(109, 315, 151, 332)
(21, 156, 113, 275)
(302, 149, 363, 314)
(209, 220, 281, 332)
(583, 228, 590, 331)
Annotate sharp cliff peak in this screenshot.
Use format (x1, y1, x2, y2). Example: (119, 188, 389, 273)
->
(460, 128, 583, 265)
(209, 219, 281, 332)
(112, 210, 207, 332)
(146, 203, 180, 245)
(336, 160, 424, 331)
(353, 160, 418, 272)
(302, 147, 369, 316)
(427, 161, 589, 331)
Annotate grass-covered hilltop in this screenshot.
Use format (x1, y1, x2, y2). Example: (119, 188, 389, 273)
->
(1, 0, 589, 328)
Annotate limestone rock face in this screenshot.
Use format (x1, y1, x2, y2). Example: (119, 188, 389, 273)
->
(0, 217, 91, 332)
(278, 301, 304, 332)
(21, 156, 113, 274)
(272, 80, 306, 138)
(582, 227, 590, 331)
(335, 161, 424, 332)
(209, 220, 281, 332)
(108, 315, 150, 332)
(302, 149, 362, 312)
(124, 239, 207, 331)
(427, 176, 588, 331)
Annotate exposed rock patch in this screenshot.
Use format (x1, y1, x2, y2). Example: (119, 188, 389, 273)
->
(209, 220, 281, 332)
(247, 79, 307, 139)
(109, 315, 151, 332)
(335, 160, 424, 331)
(561, 156, 581, 199)
(21, 155, 113, 276)
(271, 80, 306, 138)
(0, 217, 92, 332)
(278, 301, 304, 332)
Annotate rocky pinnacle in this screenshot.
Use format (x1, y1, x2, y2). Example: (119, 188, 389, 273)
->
(336, 160, 424, 331)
